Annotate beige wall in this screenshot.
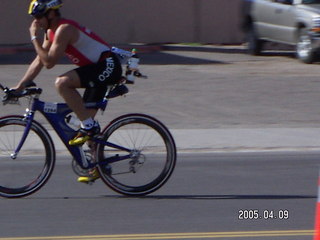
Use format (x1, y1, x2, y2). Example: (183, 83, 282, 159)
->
(0, 0, 243, 45)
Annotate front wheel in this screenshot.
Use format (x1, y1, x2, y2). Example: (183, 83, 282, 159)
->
(96, 114, 176, 196)
(0, 116, 55, 198)
(296, 29, 316, 64)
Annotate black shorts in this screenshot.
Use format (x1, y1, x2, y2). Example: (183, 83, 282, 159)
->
(74, 52, 122, 103)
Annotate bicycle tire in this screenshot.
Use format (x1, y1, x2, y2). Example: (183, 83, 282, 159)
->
(0, 116, 55, 198)
(96, 113, 176, 196)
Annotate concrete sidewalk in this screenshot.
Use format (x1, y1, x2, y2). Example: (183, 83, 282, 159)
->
(172, 128, 320, 152)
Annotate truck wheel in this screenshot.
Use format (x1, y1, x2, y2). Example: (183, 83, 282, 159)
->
(296, 29, 315, 64)
(246, 25, 263, 55)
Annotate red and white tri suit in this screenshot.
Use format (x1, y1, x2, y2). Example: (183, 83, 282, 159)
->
(49, 18, 122, 103)
(49, 18, 111, 66)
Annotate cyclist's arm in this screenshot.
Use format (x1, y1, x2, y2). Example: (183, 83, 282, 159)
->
(31, 22, 75, 69)
(13, 37, 51, 91)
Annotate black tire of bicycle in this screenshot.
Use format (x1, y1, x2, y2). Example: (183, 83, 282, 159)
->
(0, 115, 56, 198)
(96, 113, 177, 196)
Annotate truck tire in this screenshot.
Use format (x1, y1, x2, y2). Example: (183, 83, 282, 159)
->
(296, 28, 315, 64)
(246, 24, 263, 55)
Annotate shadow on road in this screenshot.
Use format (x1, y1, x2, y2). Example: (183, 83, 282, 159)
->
(0, 44, 232, 65)
(0, 43, 303, 66)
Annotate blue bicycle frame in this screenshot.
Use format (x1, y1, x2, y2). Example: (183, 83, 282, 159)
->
(26, 97, 135, 170)
(5, 82, 136, 171)
(15, 95, 109, 169)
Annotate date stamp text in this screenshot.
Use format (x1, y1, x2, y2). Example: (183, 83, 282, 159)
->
(238, 209, 289, 220)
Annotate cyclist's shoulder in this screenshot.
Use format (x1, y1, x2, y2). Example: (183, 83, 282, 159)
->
(58, 18, 79, 26)
(53, 19, 80, 34)
(53, 19, 80, 41)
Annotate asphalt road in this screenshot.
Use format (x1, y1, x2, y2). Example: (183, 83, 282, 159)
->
(0, 152, 317, 240)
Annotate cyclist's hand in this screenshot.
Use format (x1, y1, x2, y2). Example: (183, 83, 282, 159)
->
(29, 20, 41, 39)
(2, 88, 23, 104)
(12, 81, 36, 92)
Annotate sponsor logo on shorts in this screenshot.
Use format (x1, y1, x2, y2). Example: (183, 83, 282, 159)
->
(98, 57, 115, 82)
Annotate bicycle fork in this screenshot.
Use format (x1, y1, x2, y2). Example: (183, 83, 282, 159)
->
(11, 109, 34, 159)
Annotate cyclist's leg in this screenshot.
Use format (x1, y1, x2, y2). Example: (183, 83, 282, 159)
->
(74, 54, 122, 182)
(56, 70, 100, 146)
(55, 70, 92, 121)
(66, 54, 122, 146)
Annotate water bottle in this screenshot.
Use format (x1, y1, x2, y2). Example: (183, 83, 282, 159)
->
(126, 49, 140, 84)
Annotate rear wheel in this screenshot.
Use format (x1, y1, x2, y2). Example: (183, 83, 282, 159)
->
(0, 116, 55, 198)
(96, 114, 176, 196)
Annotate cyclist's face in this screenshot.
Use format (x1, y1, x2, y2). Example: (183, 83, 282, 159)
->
(33, 16, 48, 30)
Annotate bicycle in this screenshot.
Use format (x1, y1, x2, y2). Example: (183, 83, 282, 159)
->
(0, 81, 176, 198)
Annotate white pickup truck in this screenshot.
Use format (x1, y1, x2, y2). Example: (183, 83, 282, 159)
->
(242, 0, 320, 63)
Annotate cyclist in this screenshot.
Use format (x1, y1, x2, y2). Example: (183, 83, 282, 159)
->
(10, 0, 124, 183)
(12, 0, 122, 148)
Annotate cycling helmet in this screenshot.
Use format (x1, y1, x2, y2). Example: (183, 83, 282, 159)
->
(28, 0, 63, 17)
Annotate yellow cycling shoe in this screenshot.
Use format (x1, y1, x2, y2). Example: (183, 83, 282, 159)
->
(69, 124, 100, 146)
(69, 134, 90, 146)
(78, 169, 100, 184)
